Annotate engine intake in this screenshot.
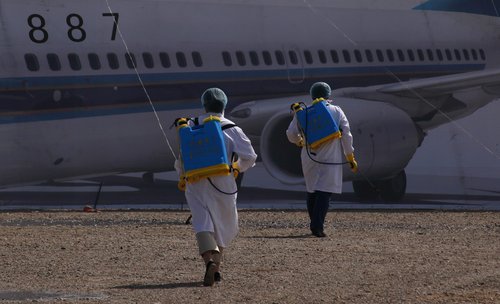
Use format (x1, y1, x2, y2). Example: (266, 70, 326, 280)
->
(257, 97, 423, 184)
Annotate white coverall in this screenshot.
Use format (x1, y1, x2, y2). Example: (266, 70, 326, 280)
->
(286, 101, 354, 194)
(177, 113, 257, 250)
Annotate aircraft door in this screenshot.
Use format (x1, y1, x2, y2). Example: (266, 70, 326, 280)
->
(282, 45, 305, 84)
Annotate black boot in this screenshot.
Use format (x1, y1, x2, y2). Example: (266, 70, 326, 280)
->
(203, 261, 216, 286)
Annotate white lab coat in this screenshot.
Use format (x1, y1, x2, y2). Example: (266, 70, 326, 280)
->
(286, 101, 354, 194)
(176, 112, 257, 248)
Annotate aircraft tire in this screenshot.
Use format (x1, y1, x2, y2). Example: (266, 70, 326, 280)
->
(235, 172, 244, 189)
(142, 172, 156, 185)
(379, 170, 407, 202)
(352, 180, 379, 201)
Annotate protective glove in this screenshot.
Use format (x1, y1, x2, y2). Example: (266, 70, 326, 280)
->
(346, 153, 358, 173)
(178, 175, 186, 191)
(232, 161, 240, 179)
(296, 136, 305, 147)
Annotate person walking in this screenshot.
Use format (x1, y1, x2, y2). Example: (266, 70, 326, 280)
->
(175, 88, 257, 286)
(286, 82, 358, 237)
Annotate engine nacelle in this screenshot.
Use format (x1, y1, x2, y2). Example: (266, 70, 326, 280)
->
(231, 97, 423, 185)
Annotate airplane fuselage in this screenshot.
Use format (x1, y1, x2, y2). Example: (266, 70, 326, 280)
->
(0, 0, 499, 186)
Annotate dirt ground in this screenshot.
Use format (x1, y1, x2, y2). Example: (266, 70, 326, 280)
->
(0, 210, 498, 304)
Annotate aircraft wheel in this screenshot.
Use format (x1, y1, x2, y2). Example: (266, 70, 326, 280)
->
(352, 180, 379, 201)
(379, 170, 407, 202)
(235, 172, 244, 189)
(142, 172, 155, 185)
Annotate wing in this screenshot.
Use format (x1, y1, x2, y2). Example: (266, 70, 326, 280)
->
(334, 68, 500, 130)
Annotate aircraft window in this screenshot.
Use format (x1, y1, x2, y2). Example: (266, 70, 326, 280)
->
(24, 53, 40, 71)
(288, 50, 298, 65)
(222, 51, 232, 66)
(354, 50, 362, 63)
(107, 53, 119, 70)
(125, 53, 137, 69)
(318, 50, 327, 64)
(249, 51, 260, 66)
(407, 49, 415, 61)
(275, 50, 285, 65)
(436, 49, 444, 61)
(471, 49, 478, 60)
(462, 49, 470, 61)
(365, 50, 373, 62)
(417, 49, 425, 61)
(376, 49, 384, 62)
(386, 49, 394, 62)
(160, 52, 171, 68)
(454, 49, 462, 61)
(397, 49, 405, 61)
(236, 51, 246, 66)
(445, 49, 452, 61)
(426, 49, 434, 61)
(192, 51, 203, 67)
(262, 51, 273, 65)
(67, 53, 81, 71)
(330, 50, 339, 63)
(143, 52, 154, 68)
(88, 53, 101, 70)
(303, 50, 313, 64)
(479, 49, 486, 60)
(47, 53, 61, 71)
(342, 50, 351, 63)
(176, 52, 187, 67)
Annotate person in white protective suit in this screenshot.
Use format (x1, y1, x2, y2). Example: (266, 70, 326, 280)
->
(286, 82, 358, 237)
(175, 88, 257, 286)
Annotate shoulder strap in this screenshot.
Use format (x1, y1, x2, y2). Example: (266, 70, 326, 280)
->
(195, 116, 236, 130)
(221, 123, 237, 130)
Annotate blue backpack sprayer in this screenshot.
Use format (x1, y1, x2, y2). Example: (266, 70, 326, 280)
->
(291, 98, 348, 166)
(175, 116, 239, 195)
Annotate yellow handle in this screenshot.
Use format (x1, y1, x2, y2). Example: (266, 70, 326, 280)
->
(346, 153, 358, 173)
(232, 161, 240, 179)
(291, 103, 304, 113)
(178, 175, 186, 191)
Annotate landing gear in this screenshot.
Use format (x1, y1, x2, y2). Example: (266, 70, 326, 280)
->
(142, 172, 155, 185)
(379, 170, 406, 202)
(352, 170, 407, 202)
(235, 172, 244, 189)
(352, 180, 379, 201)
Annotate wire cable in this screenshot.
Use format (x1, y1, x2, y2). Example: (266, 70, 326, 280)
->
(104, 0, 177, 160)
(302, 0, 500, 161)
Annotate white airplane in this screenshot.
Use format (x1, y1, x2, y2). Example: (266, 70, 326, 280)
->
(1, 0, 500, 201)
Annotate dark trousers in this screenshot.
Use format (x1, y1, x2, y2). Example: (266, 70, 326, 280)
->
(306, 191, 332, 232)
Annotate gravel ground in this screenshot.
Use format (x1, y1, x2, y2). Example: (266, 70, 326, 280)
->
(0, 210, 498, 303)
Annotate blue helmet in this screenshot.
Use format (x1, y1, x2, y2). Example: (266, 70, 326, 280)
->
(201, 88, 228, 113)
(310, 82, 332, 100)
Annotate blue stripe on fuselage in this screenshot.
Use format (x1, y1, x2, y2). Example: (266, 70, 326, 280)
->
(0, 63, 485, 124)
(0, 64, 484, 90)
(414, 0, 500, 17)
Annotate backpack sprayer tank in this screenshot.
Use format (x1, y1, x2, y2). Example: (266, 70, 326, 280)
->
(176, 116, 230, 183)
(292, 98, 341, 149)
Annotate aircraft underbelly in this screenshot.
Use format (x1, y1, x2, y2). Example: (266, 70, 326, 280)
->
(0, 111, 180, 187)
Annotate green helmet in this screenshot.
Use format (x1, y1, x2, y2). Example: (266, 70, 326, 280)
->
(310, 82, 332, 100)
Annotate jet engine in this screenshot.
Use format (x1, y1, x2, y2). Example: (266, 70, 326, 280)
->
(230, 97, 424, 201)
